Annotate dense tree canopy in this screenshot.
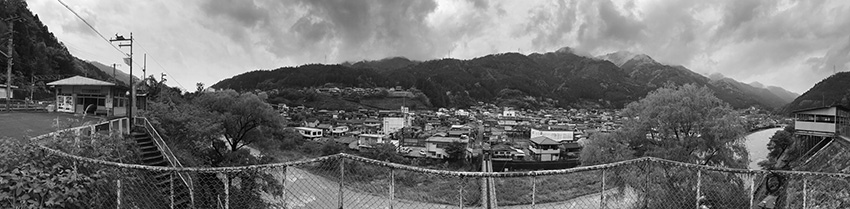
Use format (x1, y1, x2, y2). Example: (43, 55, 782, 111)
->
(623, 84, 748, 168)
(195, 90, 281, 152)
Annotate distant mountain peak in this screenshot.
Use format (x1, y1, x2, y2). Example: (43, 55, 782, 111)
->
(598, 51, 656, 67)
(749, 81, 765, 88)
(555, 46, 577, 54)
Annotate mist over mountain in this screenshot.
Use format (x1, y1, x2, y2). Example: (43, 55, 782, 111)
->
(214, 48, 802, 110)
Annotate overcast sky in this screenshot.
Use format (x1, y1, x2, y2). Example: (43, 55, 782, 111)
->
(30, 0, 850, 93)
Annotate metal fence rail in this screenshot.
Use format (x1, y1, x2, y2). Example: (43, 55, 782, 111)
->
(29, 145, 850, 209)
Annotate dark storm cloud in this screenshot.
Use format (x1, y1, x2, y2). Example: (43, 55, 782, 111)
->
(196, 0, 500, 63)
(522, 0, 577, 50)
(577, 0, 646, 50)
(201, 0, 270, 27)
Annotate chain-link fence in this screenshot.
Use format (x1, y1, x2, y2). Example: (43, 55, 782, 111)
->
(26, 145, 850, 209)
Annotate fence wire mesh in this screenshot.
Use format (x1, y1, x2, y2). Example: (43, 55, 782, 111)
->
(15, 146, 850, 209)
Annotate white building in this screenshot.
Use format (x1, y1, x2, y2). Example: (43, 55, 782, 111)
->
(528, 136, 560, 161)
(502, 109, 517, 117)
(530, 128, 575, 142)
(294, 127, 323, 140)
(0, 84, 16, 100)
(382, 117, 410, 134)
(424, 136, 469, 159)
(793, 105, 850, 151)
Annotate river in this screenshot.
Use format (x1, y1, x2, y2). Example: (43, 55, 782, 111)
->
(744, 127, 783, 170)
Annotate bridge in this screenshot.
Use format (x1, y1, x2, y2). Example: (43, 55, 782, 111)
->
(17, 117, 850, 208)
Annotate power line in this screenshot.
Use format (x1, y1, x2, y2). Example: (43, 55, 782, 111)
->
(133, 40, 187, 90)
(55, 0, 126, 57)
(55, 0, 187, 91)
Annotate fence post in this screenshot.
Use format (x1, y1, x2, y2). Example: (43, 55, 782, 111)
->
(644, 161, 649, 208)
(803, 178, 808, 209)
(224, 173, 230, 209)
(389, 169, 395, 209)
(600, 168, 606, 209)
(531, 176, 536, 207)
(116, 179, 121, 209)
(749, 173, 755, 208)
(458, 177, 464, 209)
(339, 158, 345, 209)
(283, 166, 288, 209)
(695, 170, 702, 209)
(170, 172, 175, 209)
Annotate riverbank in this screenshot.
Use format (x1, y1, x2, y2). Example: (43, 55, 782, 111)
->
(745, 127, 784, 169)
(747, 124, 784, 133)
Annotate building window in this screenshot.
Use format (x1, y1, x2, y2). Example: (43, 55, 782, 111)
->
(796, 114, 815, 122)
(815, 115, 835, 123)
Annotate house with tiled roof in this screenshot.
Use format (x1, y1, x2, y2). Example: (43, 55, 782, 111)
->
(528, 136, 560, 161)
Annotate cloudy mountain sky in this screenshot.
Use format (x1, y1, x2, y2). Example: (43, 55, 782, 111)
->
(30, 0, 850, 93)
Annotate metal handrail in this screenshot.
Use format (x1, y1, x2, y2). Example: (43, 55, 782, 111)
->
(32, 117, 124, 139)
(138, 117, 194, 196)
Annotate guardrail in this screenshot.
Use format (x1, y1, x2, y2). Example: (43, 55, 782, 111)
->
(32, 117, 130, 140)
(0, 100, 48, 111)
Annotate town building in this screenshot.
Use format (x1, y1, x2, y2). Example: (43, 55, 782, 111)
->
(528, 136, 560, 161)
(0, 84, 16, 100)
(491, 144, 525, 161)
(793, 105, 850, 152)
(358, 134, 388, 149)
(382, 117, 409, 134)
(295, 127, 323, 140)
(423, 136, 468, 159)
(530, 127, 575, 142)
(47, 76, 130, 116)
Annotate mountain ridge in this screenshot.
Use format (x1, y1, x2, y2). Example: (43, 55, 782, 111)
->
(214, 49, 799, 110)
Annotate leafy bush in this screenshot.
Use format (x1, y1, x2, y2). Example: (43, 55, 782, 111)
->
(0, 126, 133, 208)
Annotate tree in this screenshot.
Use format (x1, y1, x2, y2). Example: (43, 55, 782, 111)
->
(444, 141, 467, 162)
(195, 90, 281, 152)
(580, 132, 634, 166)
(623, 84, 748, 168)
(361, 143, 407, 163)
(196, 82, 204, 93)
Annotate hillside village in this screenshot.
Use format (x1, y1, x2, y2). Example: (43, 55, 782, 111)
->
(276, 99, 782, 171)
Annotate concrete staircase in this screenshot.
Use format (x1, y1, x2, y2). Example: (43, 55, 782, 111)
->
(132, 130, 193, 208)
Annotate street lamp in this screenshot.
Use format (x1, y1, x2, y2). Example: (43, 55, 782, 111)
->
(110, 33, 133, 128)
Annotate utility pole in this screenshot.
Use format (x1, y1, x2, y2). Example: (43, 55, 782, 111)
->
(143, 53, 146, 81)
(112, 63, 117, 82)
(3, 16, 22, 111)
(110, 33, 133, 127)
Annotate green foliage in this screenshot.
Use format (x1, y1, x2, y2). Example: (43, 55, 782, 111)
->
(580, 132, 635, 166)
(0, 159, 100, 208)
(0, 0, 120, 100)
(443, 141, 467, 162)
(194, 90, 282, 152)
(784, 72, 850, 113)
(360, 143, 408, 163)
(0, 125, 135, 208)
(623, 84, 748, 168)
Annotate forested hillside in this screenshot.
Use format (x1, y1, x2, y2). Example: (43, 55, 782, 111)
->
(213, 47, 799, 110)
(783, 72, 850, 113)
(0, 0, 117, 100)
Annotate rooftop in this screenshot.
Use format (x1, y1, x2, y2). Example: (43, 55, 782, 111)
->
(530, 136, 559, 145)
(46, 76, 115, 86)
